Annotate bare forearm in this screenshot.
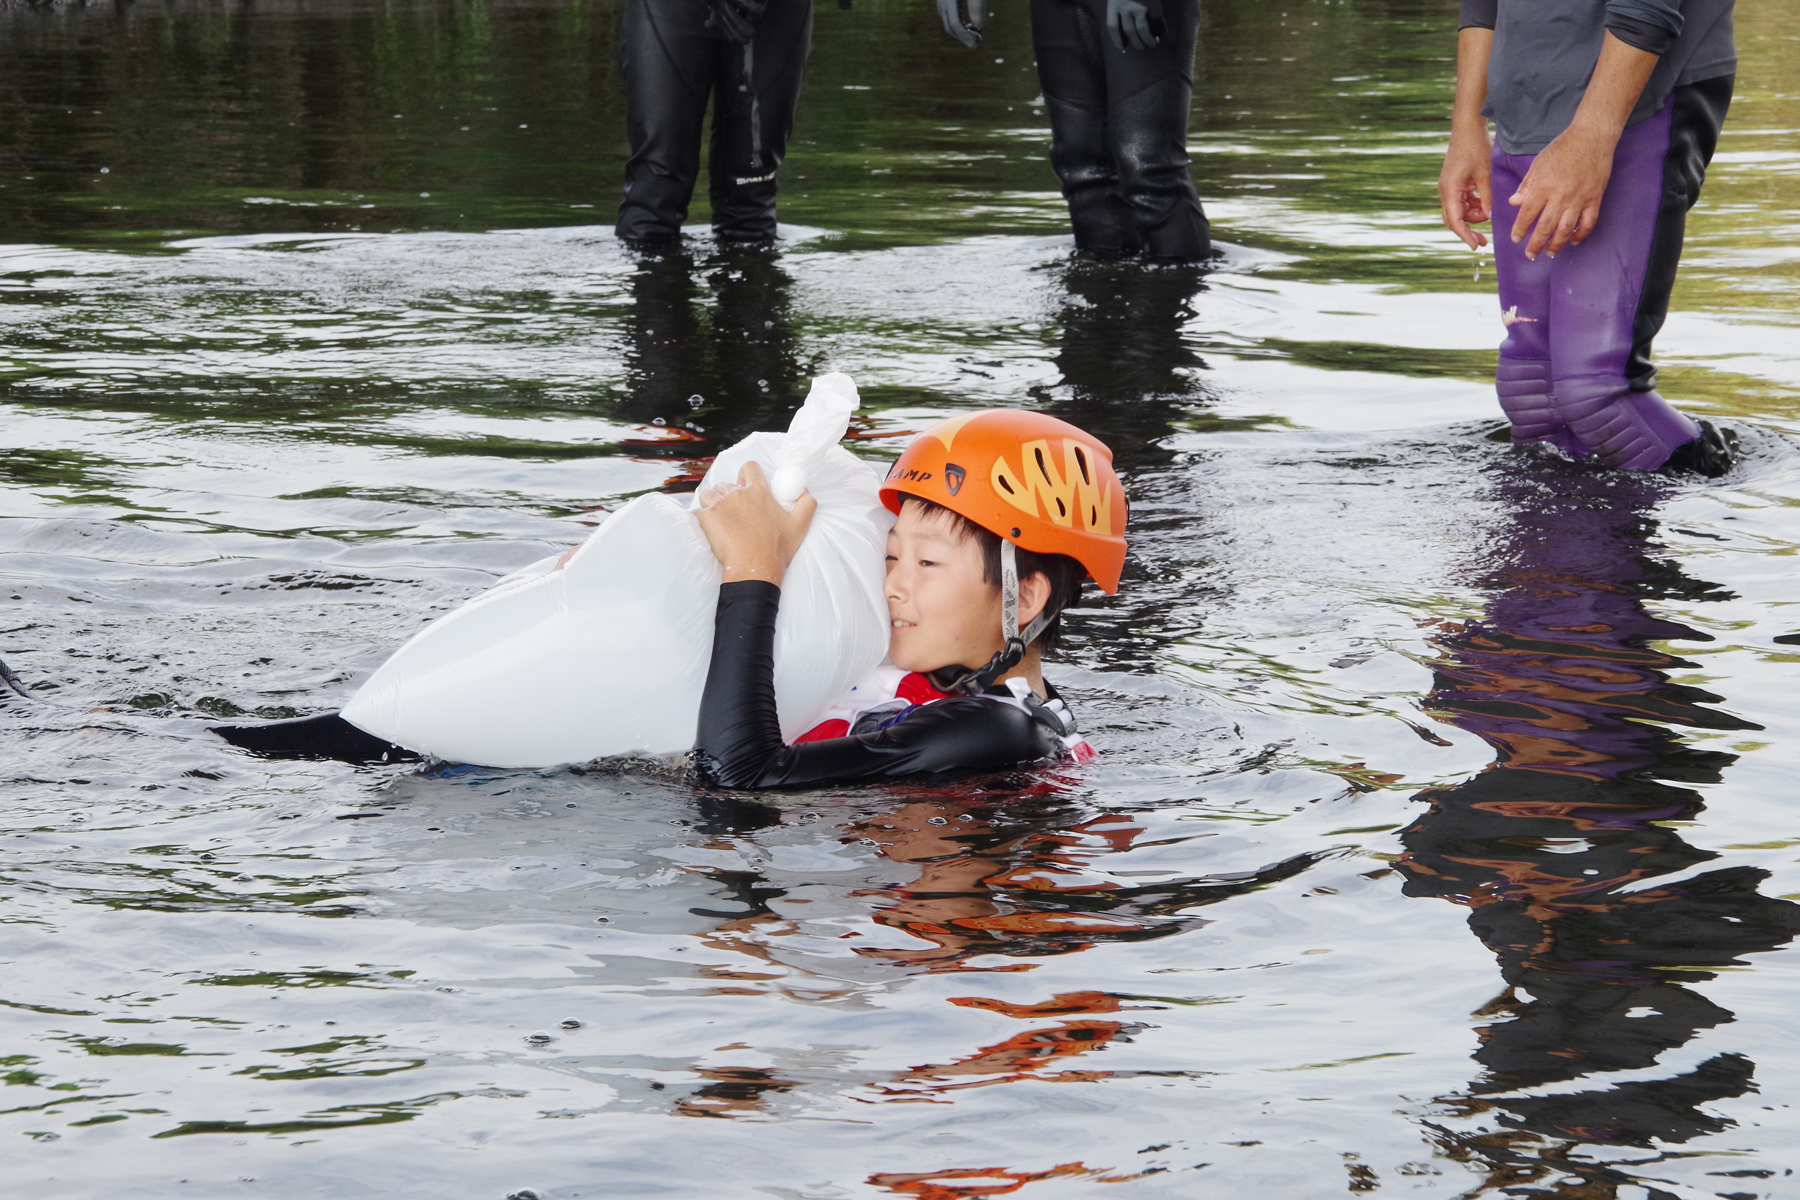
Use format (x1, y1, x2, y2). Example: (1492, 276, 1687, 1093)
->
(1569, 31, 1660, 137)
(1439, 25, 1495, 249)
(1451, 27, 1493, 133)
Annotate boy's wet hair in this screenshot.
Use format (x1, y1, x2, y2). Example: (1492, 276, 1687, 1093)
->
(899, 496, 1087, 655)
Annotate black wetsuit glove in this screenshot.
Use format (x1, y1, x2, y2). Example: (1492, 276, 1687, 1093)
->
(1106, 0, 1163, 51)
(708, 0, 767, 43)
(936, 0, 986, 47)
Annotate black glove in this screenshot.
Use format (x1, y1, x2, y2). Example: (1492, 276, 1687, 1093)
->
(936, 0, 986, 47)
(1106, 0, 1163, 51)
(708, 0, 767, 44)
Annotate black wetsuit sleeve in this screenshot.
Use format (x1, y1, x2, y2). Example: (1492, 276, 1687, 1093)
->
(1458, 0, 1496, 30)
(695, 580, 1061, 790)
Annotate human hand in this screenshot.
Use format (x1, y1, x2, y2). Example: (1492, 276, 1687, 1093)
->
(936, 0, 985, 47)
(1105, 0, 1160, 52)
(1509, 122, 1617, 260)
(1438, 125, 1492, 250)
(694, 460, 817, 586)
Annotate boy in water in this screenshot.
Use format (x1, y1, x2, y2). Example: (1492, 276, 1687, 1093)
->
(216, 410, 1128, 785)
(1438, 0, 1736, 474)
(691, 409, 1125, 788)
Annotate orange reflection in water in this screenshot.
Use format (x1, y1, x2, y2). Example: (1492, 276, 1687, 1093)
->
(870, 1161, 1156, 1199)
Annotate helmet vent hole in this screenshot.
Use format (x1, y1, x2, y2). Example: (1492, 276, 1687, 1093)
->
(1033, 447, 1050, 479)
(1055, 498, 1066, 517)
(1074, 446, 1090, 484)
(1089, 505, 1098, 527)
(996, 475, 1015, 495)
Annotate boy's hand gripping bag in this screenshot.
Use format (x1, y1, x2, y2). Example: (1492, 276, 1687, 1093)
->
(339, 373, 893, 768)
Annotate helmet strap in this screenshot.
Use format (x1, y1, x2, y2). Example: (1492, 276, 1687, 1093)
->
(1000, 538, 1052, 649)
(936, 540, 1052, 696)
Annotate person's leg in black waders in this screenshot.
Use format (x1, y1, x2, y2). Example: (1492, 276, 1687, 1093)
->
(1030, 0, 1208, 261)
(708, 0, 813, 242)
(617, 0, 723, 243)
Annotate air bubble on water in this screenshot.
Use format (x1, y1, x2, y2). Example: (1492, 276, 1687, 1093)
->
(525, 1030, 554, 1044)
(652, 417, 666, 426)
(507, 1191, 541, 1200)
(688, 393, 704, 408)
(594, 916, 611, 923)
(927, 816, 948, 825)
(560, 1019, 583, 1029)
(436, 986, 459, 993)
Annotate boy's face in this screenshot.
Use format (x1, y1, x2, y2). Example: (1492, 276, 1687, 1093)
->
(885, 502, 1004, 674)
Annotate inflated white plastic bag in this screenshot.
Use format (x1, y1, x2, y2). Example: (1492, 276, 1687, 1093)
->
(340, 373, 893, 768)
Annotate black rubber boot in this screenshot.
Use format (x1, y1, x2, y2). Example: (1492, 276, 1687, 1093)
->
(616, 0, 813, 244)
(1030, 0, 1210, 261)
(1660, 420, 1737, 479)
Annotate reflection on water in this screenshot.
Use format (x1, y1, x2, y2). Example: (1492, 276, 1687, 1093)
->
(1398, 460, 1800, 1194)
(1039, 259, 1218, 468)
(622, 243, 815, 442)
(670, 784, 1320, 1121)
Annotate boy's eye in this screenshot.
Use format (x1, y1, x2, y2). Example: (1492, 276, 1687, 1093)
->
(918, 558, 939, 568)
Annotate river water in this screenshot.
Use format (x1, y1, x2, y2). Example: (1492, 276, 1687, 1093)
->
(2, 1, 1798, 1196)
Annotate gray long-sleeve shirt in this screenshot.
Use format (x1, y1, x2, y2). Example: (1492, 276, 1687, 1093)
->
(1460, 0, 1736, 154)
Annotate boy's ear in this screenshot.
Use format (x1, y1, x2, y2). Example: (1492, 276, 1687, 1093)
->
(1018, 570, 1053, 627)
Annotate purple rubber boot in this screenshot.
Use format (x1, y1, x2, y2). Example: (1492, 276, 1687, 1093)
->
(1494, 316, 1586, 459)
(1489, 104, 1702, 471)
(1488, 153, 1581, 458)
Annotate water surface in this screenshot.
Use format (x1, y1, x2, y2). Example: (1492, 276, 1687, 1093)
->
(3, 1, 1800, 1196)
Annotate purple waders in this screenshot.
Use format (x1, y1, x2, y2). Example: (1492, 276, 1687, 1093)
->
(1490, 77, 1732, 470)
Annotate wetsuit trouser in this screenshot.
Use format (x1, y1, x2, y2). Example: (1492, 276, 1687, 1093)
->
(616, 0, 813, 243)
(1492, 76, 1732, 470)
(1030, 0, 1209, 260)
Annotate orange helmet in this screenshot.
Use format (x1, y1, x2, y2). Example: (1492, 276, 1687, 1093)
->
(878, 410, 1128, 593)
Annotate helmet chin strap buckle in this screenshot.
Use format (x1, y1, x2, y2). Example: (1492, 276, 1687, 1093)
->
(942, 541, 1051, 696)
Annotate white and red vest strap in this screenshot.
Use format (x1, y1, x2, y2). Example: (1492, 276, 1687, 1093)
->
(793, 665, 1095, 763)
(793, 665, 949, 744)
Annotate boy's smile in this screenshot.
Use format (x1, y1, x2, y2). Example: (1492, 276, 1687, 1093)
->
(884, 500, 1052, 678)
